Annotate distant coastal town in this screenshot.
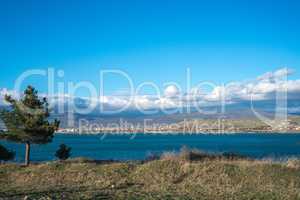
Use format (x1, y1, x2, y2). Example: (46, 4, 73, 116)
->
(57, 117, 300, 134)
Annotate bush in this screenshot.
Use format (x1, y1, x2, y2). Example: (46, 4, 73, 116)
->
(221, 152, 246, 160)
(161, 146, 212, 162)
(160, 151, 177, 161)
(145, 151, 160, 162)
(178, 146, 209, 161)
(160, 146, 247, 162)
(0, 144, 15, 162)
(55, 144, 71, 160)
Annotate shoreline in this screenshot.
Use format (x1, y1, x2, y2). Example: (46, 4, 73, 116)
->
(55, 130, 300, 135)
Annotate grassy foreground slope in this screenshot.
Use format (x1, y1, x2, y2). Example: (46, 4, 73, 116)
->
(1, 157, 300, 200)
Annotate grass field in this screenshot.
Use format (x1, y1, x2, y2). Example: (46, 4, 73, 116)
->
(1, 151, 300, 200)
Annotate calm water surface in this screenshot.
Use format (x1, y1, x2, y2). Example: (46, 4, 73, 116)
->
(1, 133, 300, 162)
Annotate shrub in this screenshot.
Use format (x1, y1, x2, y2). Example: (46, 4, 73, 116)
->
(178, 146, 217, 161)
(145, 151, 160, 161)
(160, 151, 177, 161)
(160, 146, 247, 162)
(161, 146, 211, 162)
(55, 144, 71, 160)
(0, 144, 15, 162)
(221, 152, 247, 160)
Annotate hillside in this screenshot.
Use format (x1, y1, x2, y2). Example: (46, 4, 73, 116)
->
(1, 156, 300, 199)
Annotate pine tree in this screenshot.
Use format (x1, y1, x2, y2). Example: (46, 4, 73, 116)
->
(0, 86, 59, 166)
(0, 144, 15, 162)
(55, 144, 71, 160)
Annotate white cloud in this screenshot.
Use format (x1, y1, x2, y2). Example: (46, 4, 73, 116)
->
(1, 68, 300, 113)
(164, 85, 180, 97)
(209, 68, 299, 101)
(0, 88, 19, 106)
(257, 67, 292, 81)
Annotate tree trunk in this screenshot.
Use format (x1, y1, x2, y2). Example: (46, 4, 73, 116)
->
(25, 142, 30, 166)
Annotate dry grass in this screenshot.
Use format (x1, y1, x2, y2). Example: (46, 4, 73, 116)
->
(286, 158, 300, 169)
(0, 154, 300, 199)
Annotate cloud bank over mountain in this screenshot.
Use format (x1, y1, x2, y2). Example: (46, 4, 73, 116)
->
(1, 68, 300, 114)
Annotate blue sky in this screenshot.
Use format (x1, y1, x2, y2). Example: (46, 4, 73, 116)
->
(0, 0, 300, 96)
